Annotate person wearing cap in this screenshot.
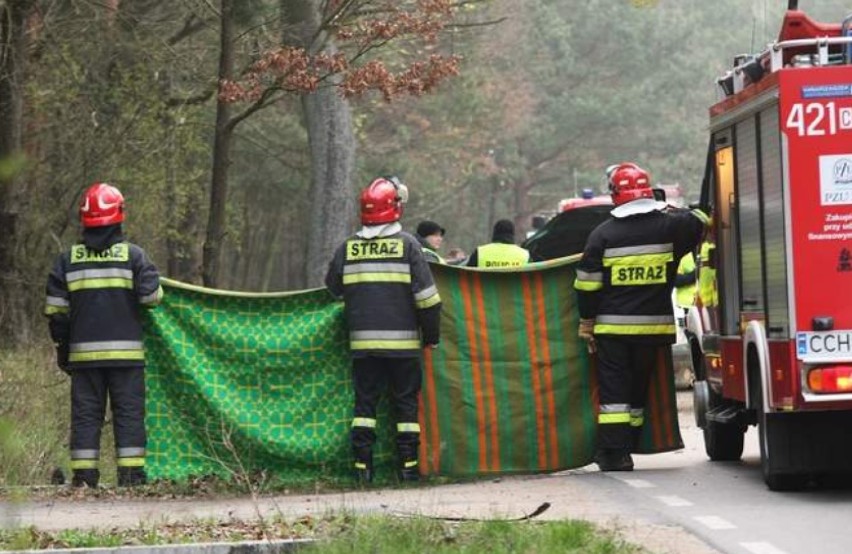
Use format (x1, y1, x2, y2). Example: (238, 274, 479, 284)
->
(415, 220, 446, 264)
(466, 219, 530, 268)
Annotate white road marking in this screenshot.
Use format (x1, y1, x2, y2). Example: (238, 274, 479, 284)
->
(740, 542, 789, 554)
(654, 495, 693, 507)
(614, 478, 655, 488)
(693, 515, 736, 530)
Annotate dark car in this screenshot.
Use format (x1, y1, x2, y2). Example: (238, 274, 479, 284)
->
(522, 192, 692, 388)
(522, 203, 613, 261)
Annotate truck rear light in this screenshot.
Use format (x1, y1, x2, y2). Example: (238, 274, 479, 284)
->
(807, 365, 852, 393)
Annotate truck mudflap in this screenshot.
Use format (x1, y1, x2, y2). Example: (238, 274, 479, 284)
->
(759, 409, 852, 490)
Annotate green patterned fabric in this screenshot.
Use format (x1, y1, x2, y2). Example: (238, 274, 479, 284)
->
(143, 257, 682, 481)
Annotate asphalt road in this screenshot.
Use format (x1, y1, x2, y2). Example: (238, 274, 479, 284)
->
(593, 390, 852, 554)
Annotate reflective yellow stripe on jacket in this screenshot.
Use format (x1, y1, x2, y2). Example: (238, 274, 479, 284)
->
(414, 285, 441, 309)
(343, 262, 411, 285)
(574, 270, 603, 292)
(68, 340, 145, 363)
(349, 330, 421, 351)
(65, 268, 134, 292)
(593, 314, 676, 336)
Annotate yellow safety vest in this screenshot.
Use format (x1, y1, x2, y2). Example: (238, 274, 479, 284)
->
(675, 252, 696, 309)
(698, 241, 718, 307)
(476, 243, 530, 268)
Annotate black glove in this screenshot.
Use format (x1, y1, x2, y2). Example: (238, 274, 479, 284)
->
(48, 315, 71, 375)
(54, 341, 70, 375)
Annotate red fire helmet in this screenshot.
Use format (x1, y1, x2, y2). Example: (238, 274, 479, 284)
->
(608, 163, 653, 206)
(79, 183, 125, 228)
(360, 177, 408, 225)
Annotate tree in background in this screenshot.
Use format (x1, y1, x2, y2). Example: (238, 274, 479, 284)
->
(0, 0, 36, 339)
(222, 0, 468, 286)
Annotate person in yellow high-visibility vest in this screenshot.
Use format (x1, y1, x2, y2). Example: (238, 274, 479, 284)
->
(674, 252, 697, 318)
(697, 239, 718, 329)
(697, 240, 717, 307)
(466, 219, 530, 268)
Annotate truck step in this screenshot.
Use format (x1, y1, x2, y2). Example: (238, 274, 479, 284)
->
(706, 405, 745, 425)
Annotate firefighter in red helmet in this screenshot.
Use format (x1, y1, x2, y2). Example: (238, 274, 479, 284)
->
(574, 163, 709, 471)
(325, 176, 442, 483)
(44, 183, 162, 487)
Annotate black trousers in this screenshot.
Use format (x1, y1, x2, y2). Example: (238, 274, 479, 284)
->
(351, 356, 422, 462)
(70, 366, 146, 470)
(595, 338, 658, 452)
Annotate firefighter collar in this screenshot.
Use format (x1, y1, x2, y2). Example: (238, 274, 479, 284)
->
(357, 221, 402, 239)
(611, 198, 667, 219)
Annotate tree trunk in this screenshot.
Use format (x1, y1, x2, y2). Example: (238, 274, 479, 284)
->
(514, 178, 533, 239)
(301, 89, 356, 286)
(282, 0, 356, 287)
(0, 0, 33, 341)
(202, 0, 235, 288)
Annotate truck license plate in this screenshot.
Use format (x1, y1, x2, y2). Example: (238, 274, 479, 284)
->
(797, 331, 852, 360)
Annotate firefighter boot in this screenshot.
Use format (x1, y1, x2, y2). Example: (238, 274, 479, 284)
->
(397, 444, 420, 482)
(50, 467, 66, 485)
(117, 467, 147, 487)
(398, 459, 420, 482)
(71, 469, 100, 488)
(353, 447, 374, 485)
(594, 449, 634, 472)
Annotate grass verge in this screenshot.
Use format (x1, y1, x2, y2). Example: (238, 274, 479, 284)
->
(0, 345, 72, 486)
(0, 514, 645, 553)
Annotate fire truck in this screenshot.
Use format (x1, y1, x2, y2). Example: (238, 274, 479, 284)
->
(689, 2, 852, 490)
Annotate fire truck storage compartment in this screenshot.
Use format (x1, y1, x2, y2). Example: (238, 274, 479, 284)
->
(759, 106, 790, 339)
(717, 104, 789, 341)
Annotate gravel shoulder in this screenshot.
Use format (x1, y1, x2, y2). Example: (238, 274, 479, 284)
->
(1, 392, 719, 554)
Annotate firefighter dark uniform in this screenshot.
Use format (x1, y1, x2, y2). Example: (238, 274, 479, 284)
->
(574, 163, 708, 471)
(466, 219, 530, 268)
(44, 183, 162, 488)
(325, 177, 441, 483)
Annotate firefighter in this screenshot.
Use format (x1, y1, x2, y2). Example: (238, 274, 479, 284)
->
(466, 219, 530, 268)
(415, 220, 446, 264)
(44, 183, 163, 487)
(574, 163, 709, 471)
(325, 176, 442, 483)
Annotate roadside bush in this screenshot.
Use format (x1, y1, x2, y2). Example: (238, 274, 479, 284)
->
(0, 345, 69, 486)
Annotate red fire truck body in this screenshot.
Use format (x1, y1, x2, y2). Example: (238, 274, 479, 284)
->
(689, 8, 852, 490)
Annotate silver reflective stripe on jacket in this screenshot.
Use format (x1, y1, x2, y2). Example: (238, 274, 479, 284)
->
(595, 314, 675, 325)
(349, 329, 421, 350)
(69, 340, 145, 352)
(603, 243, 673, 258)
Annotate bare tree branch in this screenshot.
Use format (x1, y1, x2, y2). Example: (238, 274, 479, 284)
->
(167, 14, 208, 45)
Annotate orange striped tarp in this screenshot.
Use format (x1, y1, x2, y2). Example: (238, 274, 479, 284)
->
(418, 258, 683, 476)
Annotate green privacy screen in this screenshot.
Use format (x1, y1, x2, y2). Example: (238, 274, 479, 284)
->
(143, 257, 683, 481)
